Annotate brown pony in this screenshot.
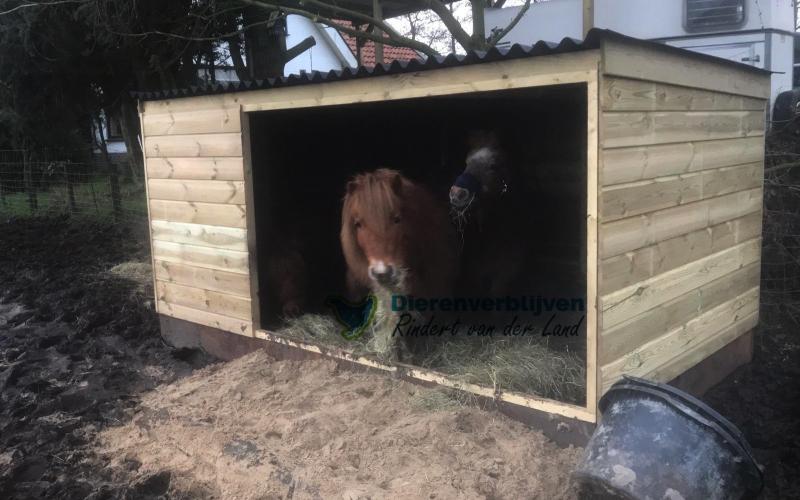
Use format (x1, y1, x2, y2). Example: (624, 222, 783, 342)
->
(341, 168, 456, 299)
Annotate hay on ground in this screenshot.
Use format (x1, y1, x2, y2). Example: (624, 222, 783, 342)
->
(272, 311, 586, 406)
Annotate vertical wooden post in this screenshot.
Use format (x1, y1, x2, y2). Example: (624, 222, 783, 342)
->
(372, 0, 384, 65)
(583, 0, 594, 38)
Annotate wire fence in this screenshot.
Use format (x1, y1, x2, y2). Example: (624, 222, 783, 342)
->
(0, 158, 147, 222)
(761, 126, 800, 316)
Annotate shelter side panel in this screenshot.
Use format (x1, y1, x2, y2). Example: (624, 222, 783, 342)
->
(142, 106, 253, 337)
(596, 75, 767, 394)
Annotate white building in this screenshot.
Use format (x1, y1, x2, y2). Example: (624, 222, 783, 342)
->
(486, 0, 795, 116)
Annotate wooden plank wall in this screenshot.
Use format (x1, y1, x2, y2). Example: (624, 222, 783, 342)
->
(597, 75, 767, 395)
(141, 105, 254, 337)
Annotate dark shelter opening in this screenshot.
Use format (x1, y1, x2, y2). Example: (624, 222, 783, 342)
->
(248, 83, 588, 405)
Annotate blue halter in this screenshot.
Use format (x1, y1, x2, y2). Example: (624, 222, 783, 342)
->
(453, 172, 482, 195)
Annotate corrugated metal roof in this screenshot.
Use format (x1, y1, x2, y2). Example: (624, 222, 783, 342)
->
(133, 29, 769, 102)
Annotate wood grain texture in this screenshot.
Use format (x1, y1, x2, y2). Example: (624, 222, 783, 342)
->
(642, 311, 758, 387)
(586, 74, 600, 416)
(153, 260, 251, 297)
(152, 240, 249, 274)
(144, 133, 243, 158)
(601, 188, 762, 258)
(143, 107, 241, 135)
(158, 300, 253, 337)
(601, 287, 759, 390)
(602, 111, 765, 149)
(602, 78, 766, 112)
(601, 136, 765, 186)
(150, 220, 248, 251)
(600, 262, 759, 364)
(601, 162, 762, 221)
(156, 280, 252, 321)
(602, 38, 771, 99)
(600, 238, 761, 329)
(146, 157, 244, 181)
(148, 179, 246, 204)
(600, 211, 762, 294)
(149, 199, 247, 228)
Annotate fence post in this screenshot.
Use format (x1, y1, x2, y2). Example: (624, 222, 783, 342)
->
(65, 163, 76, 214)
(24, 155, 37, 214)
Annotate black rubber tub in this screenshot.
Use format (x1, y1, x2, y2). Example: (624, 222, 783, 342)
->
(573, 376, 763, 499)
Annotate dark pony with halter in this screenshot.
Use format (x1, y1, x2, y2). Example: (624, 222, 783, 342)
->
(448, 132, 531, 296)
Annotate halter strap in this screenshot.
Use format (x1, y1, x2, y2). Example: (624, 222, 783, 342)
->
(453, 172, 482, 194)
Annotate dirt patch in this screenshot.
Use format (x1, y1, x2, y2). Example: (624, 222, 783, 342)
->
(98, 350, 582, 499)
(0, 216, 213, 498)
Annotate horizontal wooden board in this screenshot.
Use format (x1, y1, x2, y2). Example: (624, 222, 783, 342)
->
(601, 287, 759, 390)
(600, 262, 759, 364)
(144, 133, 243, 158)
(600, 238, 760, 329)
(152, 240, 249, 275)
(151, 220, 247, 251)
(642, 311, 758, 388)
(143, 51, 601, 115)
(154, 260, 251, 297)
(156, 280, 251, 321)
(601, 162, 762, 221)
(146, 157, 244, 181)
(601, 188, 762, 258)
(149, 199, 247, 228)
(600, 211, 762, 294)
(602, 78, 766, 112)
(254, 329, 596, 422)
(143, 107, 241, 136)
(601, 136, 765, 186)
(602, 110, 765, 149)
(148, 179, 246, 204)
(602, 38, 771, 99)
(158, 300, 253, 337)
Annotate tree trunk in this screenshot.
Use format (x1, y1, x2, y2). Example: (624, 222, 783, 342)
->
(66, 163, 76, 214)
(228, 35, 250, 81)
(94, 115, 122, 218)
(244, 8, 288, 79)
(117, 94, 144, 184)
(373, 0, 384, 64)
(471, 0, 486, 49)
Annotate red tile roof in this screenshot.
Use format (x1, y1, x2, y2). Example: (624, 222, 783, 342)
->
(336, 21, 421, 67)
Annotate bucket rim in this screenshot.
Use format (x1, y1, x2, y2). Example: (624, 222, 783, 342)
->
(601, 375, 764, 494)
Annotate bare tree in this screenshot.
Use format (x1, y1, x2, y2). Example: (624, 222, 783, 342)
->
(239, 0, 533, 56)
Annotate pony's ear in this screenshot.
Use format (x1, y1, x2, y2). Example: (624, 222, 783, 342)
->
(390, 172, 403, 195)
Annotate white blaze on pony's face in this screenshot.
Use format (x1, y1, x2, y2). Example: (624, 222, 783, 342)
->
(345, 169, 410, 290)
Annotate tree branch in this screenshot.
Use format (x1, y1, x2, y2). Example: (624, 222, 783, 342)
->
(422, 0, 473, 50)
(239, 0, 440, 57)
(0, 0, 90, 16)
(487, 0, 531, 48)
(284, 35, 316, 62)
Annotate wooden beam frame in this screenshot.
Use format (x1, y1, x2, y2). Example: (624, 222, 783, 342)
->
(236, 67, 602, 424)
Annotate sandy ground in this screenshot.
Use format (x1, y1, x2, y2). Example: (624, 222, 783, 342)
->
(2, 217, 799, 499)
(98, 350, 582, 499)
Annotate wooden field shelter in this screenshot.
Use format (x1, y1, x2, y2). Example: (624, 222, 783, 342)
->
(135, 29, 770, 443)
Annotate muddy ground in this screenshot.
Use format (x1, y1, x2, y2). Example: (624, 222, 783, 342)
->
(0, 216, 799, 499)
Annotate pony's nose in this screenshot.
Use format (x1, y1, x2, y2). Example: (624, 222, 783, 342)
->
(450, 186, 473, 208)
(368, 262, 395, 284)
